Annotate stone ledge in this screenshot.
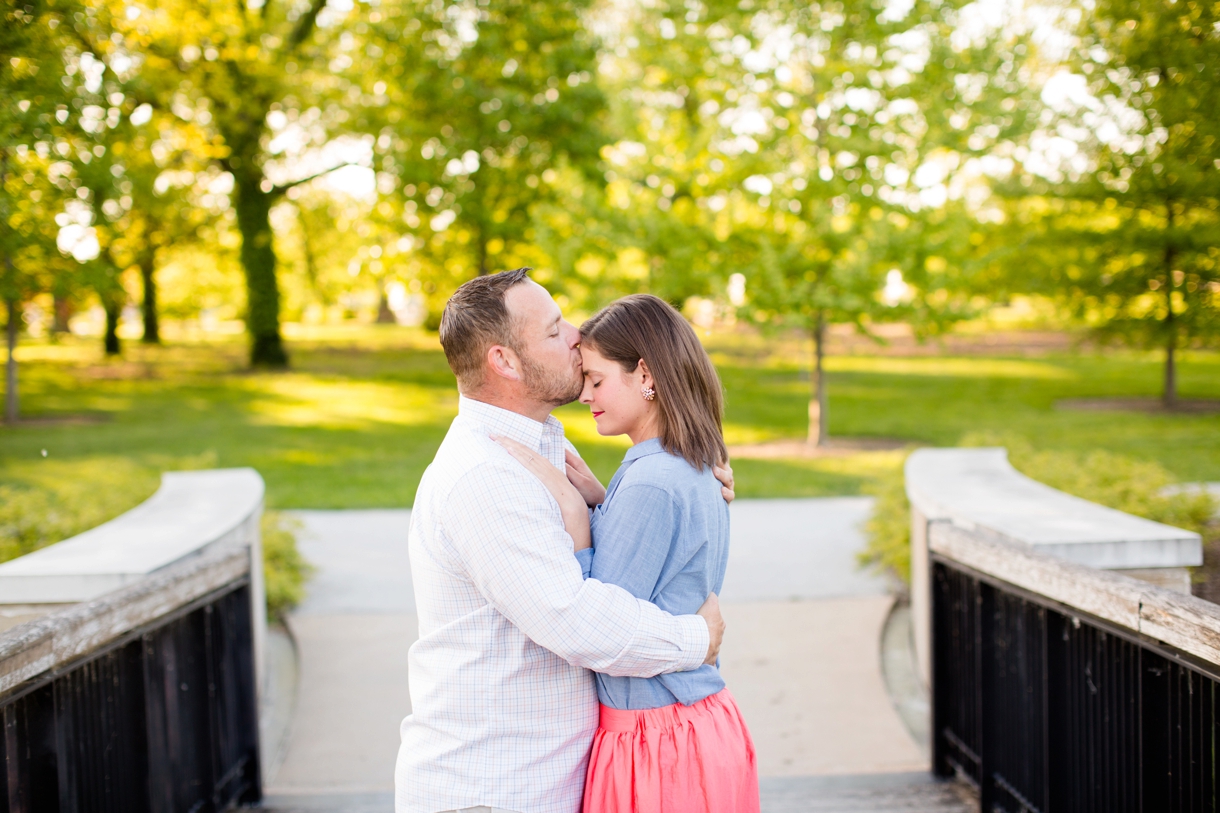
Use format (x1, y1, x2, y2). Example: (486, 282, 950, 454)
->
(0, 468, 264, 604)
(0, 545, 250, 697)
(906, 448, 1201, 570)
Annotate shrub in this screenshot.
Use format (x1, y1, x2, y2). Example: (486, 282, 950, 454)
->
(860, 466, 913, 590)
(262, 511, 312, 618)
(859, 436, 1219, 585)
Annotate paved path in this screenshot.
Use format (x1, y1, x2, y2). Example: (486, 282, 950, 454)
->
(263, 499, 965, 812)
(266, 510, 415, 795)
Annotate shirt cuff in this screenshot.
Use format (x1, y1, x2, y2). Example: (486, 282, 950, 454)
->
(675, 613, 710, 673)
(574, 547, 594, 579)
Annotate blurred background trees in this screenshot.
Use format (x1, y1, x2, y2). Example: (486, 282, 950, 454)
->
(2, 0, 1217, 430)
(1001, 0, 1220, 406)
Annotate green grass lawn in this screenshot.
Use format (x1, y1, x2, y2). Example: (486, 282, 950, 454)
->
(2, 327, 1217, 539)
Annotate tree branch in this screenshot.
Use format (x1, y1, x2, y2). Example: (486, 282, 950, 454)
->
(64, 21, 106, 61)
(268, 161, 357, 198)
(284, 0, 329, 54)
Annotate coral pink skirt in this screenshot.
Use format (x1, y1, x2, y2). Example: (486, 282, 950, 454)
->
(582, 688, 759, 813)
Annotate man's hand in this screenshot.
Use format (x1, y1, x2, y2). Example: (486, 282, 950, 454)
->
(696, 593, 725, 665)
(713, 460, 735, 504)
(565, 449, 607, 507)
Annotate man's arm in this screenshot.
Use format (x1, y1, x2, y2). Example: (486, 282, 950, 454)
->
(445, 461, 715, 677)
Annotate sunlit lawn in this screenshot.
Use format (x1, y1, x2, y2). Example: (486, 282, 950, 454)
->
(1, 326, 1218, 523)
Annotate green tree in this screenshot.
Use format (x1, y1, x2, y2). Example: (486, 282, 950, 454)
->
(46, 37, 212, 355)
(123, 117, 213, 345)
(1011, 0, 1220, 406)
(582, 0, 751, 308)
(2, 0, 75, 421)
(368, 0, 609, 314)
(598, 0, 1037, 444)
(71, 0, 364, 366)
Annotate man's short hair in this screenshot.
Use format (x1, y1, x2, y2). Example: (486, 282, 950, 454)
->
(439, 267, 532, 391)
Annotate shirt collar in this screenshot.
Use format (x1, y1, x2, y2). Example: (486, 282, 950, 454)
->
(623, 437, 666, 463)
(458, 395, 565, 452)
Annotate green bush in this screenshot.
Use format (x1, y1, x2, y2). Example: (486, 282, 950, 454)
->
(860, 436, 1219, 585)
(860, 465, 913, 589)
(262, 511, 312, 618)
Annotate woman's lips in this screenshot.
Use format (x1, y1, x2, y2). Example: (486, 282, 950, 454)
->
(592, 411, 604, 419)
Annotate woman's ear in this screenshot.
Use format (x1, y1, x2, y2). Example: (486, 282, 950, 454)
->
(637, 359, 654, 389)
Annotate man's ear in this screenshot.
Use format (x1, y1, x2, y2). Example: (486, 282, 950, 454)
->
(487, 344, 523, 382)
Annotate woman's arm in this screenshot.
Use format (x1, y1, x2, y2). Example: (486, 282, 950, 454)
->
(493, 435, 591, 551)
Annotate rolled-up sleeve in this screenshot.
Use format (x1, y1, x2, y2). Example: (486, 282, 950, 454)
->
(574, 547, 594, 578)
(444, 461, 708, 677)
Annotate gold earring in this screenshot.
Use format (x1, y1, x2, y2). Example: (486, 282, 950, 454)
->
(642, 386, 656, 401)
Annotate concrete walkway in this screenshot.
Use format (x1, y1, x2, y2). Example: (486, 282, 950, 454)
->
(266, 510, 416, 797)
(263, 499, 961, 812)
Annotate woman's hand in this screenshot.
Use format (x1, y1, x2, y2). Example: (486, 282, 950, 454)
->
(493, 435, 592, 551)
(714, 459, 735, 504)
(565, 449, 607, 507)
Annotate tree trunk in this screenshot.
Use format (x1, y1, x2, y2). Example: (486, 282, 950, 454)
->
(140, 250, 160, 344)
(477, 236, 490, 277)
(52, 295, 72, 334)
(376, 287, 396, 323)
(808, 312, 828, 447)
(103, 296, 121, 356)
(1165, 333, 1176, 409)
(1163, 202, 1177, 409)
(297, 206, 326, 304)
(235, 173, 288, 367)
(5, 298, 17, 424)
(1, 152, 14, 423)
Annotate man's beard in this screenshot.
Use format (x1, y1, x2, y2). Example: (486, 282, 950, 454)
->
(519, 346, 583, 407)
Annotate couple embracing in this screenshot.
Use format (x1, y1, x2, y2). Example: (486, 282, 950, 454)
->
(395, 268, 760, 813)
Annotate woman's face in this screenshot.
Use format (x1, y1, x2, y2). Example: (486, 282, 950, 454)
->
(578, 345, 657, 440)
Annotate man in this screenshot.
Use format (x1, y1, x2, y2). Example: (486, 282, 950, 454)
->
(396, 268, 730, 813)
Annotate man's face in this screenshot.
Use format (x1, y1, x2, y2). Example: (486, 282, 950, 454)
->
(504, 280, 583, 407)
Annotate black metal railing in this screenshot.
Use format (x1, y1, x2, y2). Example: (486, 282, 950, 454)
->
(933, 557, 1220, 813)
(1, 581, 261, 813)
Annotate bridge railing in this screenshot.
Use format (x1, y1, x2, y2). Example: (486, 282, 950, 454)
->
(0, 469, 266, 813)
(908, 449, 1216, 812)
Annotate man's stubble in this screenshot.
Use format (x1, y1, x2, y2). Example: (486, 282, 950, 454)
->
(518, 345, 583, 408)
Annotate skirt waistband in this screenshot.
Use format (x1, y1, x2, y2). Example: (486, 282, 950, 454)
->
(598, 689, 732, 733)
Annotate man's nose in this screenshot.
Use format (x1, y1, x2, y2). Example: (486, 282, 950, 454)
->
(563, 321, 580, 347)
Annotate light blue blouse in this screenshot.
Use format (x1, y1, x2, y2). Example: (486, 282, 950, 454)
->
(575, 437, 730, 710)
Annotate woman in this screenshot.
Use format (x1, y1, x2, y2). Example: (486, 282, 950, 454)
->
(495, 294, 759, 813)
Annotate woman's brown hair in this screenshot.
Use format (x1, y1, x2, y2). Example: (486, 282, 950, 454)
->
(580, 294, 727, 470)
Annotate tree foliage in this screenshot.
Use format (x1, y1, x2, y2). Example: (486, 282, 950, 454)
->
(1003, 0, 1220, 404)
(1, 0, 1216, 423)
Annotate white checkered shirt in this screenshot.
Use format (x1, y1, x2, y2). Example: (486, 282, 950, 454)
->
(395, 397, 709, 813)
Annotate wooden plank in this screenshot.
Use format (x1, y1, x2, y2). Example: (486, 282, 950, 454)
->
(931, 521, 1220, 670)
(1139, 589, 1220, 666)
(929, 522, 1144, 631)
